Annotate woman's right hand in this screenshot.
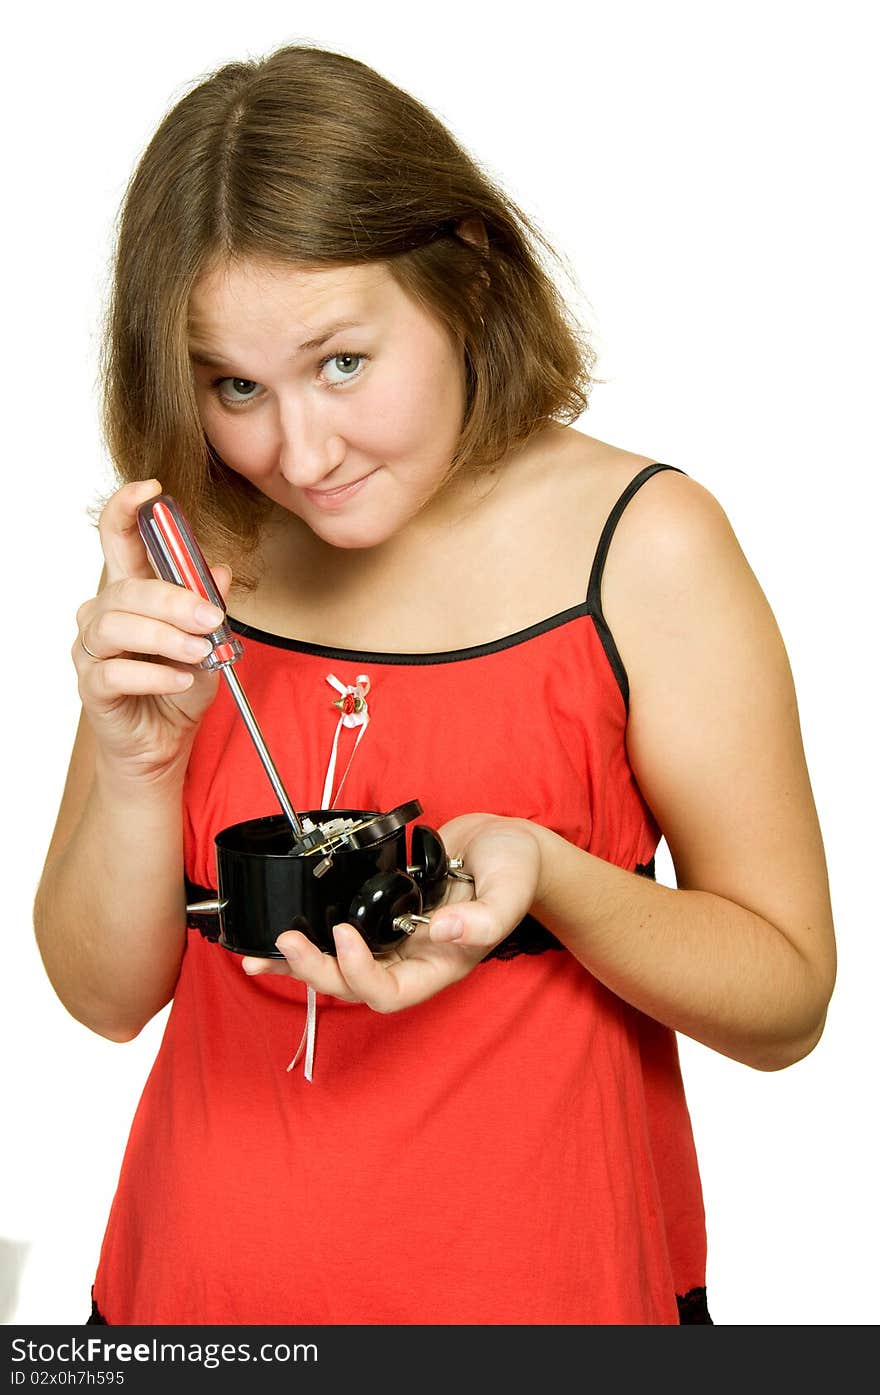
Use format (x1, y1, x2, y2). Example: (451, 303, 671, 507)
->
(73, 479, 234, 785)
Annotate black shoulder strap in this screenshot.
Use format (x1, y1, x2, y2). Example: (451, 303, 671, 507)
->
(585, 463, 687, 711)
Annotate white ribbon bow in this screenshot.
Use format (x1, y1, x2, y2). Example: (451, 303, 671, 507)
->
(320, 673, 371, 809)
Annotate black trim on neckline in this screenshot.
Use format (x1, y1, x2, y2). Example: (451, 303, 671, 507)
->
(225, 463, 687, 703)
(227, 603, 592, 667)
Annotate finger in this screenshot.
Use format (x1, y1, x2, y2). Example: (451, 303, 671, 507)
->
(78, 578, 227, 652)
(269, 930, 361, 1001)
(436, 812, 500, 845)
(331, 923, 411, 1011)
(333, 921, 485, 1011)
(210, 563, 234, 604)
(240, 955, 298, 977)
(98, 480, 164, 586)
(434, 821, 541, 949)
(76, 611, 217, 667)
(75, 652, 198, 699)
(429, 898, 504, 946)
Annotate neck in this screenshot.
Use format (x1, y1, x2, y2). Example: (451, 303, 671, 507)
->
(250, 424, 566, 595)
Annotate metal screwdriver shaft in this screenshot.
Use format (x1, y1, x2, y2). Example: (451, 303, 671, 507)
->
(222, 666, 303, 837)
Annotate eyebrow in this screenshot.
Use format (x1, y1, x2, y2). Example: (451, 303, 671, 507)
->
(188, 319, 368, 367)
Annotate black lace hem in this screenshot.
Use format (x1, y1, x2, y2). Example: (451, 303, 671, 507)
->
(676, 1286, 713, 1324)
(86, 1290, 107, 1325)
(485, 916, 566, 958)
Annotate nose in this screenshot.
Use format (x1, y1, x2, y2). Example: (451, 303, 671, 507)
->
(275, 396, 346, 489)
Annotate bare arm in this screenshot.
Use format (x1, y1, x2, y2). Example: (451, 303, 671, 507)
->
(34, 713, 192, 1041)
(33, 482, 231, 1042)
(525, 833, 831, 1071)
(525, 470, 835, 1069)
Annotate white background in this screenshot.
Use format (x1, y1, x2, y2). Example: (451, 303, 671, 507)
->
(2, 0, 877, 1326)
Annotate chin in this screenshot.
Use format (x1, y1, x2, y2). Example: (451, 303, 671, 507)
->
(307, 515, 398, 550)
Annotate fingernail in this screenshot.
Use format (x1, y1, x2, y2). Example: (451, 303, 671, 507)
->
(195, 602, 224, 628)
(184, 635, 214, 659)
(432, 915, 463, 941)
(333, 923, 354, 947)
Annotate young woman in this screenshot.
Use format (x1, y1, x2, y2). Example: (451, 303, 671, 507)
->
(34, 43, 836, 1326)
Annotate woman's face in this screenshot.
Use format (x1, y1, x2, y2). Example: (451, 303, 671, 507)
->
(188, 256, 469, 550)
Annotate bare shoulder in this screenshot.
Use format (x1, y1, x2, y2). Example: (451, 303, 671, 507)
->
(601, 465, 737, 579)
(598, 467, 763, 673)
(598, 465, 792, 752)
(514, 427, 666, 577)
(538, 426, 661, 507)
(527, 445, 761, 680)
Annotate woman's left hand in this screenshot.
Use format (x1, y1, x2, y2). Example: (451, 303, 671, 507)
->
(241, 813, 543, 1010)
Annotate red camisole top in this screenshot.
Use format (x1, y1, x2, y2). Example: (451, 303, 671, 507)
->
(91, 462, 709, 1325)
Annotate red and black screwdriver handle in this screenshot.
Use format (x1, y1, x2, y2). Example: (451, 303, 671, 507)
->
(136, 493, 242, 672)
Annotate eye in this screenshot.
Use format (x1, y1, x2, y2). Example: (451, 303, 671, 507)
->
(214, 377, 264, 405)
(320, 352, 368, 386)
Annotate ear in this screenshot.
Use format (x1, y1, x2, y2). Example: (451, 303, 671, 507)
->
(455, 216, 489, 252)
(455, 216, 491, 313)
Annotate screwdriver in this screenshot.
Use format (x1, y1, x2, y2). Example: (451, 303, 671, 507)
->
(136, 493, 304, 839)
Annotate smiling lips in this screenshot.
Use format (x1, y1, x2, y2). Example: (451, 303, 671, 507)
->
(303, 471, 376, 509)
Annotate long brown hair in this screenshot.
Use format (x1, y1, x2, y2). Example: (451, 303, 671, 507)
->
(101, 43, 598, 585)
